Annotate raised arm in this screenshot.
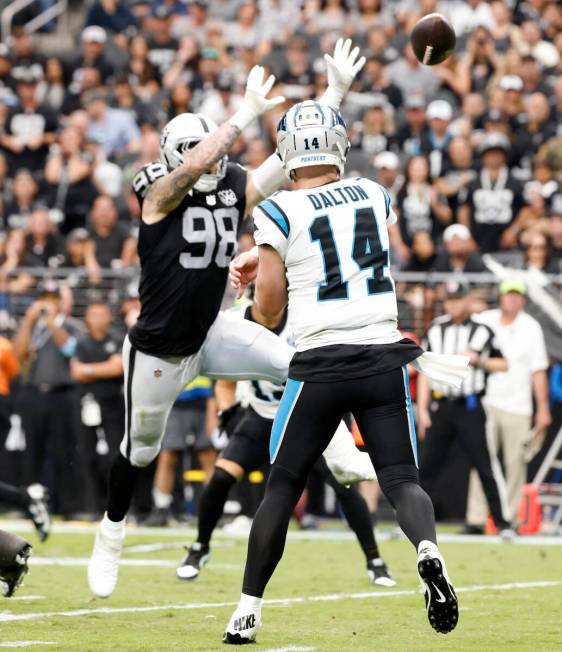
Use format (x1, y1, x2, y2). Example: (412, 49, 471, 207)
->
(143, 66, 285, 225)
(245, 38, 366, 213)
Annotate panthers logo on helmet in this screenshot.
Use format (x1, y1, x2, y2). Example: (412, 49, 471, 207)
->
(218, 189, 237, 206)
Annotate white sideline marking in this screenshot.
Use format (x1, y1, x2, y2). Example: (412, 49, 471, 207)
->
(0, 643, 56, 648)
(0, 580, 559, 624)
(262, 647, 316, 652)
(29, 557, 239, 570)
(123, 541, 235, 553)
(10, 596, 45, 601)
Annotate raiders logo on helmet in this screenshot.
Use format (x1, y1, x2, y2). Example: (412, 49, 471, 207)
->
(218, 189, 238, 207)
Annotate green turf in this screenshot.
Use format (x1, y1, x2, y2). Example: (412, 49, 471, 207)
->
(1, 524, 561, 651)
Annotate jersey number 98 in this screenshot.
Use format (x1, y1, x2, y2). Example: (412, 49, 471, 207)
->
(179, 207, 238, 269)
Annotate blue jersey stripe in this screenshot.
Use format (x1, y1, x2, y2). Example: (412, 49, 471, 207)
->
(269, 378, 303, 462)
(401, 365, 418, 466)
(258, 199, 290, 238)
(380, 186, 391, 219)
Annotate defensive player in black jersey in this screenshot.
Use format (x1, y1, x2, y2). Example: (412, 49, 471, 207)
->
(178, 303, 395, 588)
(88, 42, 367, 599)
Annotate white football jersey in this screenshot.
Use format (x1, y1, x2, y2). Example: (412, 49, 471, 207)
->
(253, 177, 402, 352)
(229, 303, 293, 420)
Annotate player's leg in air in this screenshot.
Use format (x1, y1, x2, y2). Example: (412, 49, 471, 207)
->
(314, 457, 395, 587)
(224, 100, 468, 643)
(0, 481, 50, 542)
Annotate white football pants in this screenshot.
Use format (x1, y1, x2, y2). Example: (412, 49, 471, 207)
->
(120, 311, 292, 467)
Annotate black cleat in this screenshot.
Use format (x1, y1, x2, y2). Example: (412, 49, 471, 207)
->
(418, 553, 458, 634)
(176, 542, 210, 580)
(366, 557, 396, 587)
(222, 631, 256, 645)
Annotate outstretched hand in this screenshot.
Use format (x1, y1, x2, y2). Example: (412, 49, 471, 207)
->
(324, 38, 366, 98)
(229, 249, 259, 299)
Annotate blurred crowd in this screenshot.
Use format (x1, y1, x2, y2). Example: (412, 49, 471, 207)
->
(0, 0, 560, 526)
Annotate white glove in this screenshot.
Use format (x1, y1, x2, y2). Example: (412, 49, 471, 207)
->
(322, 421, 376, 485)
(319, 38, 366, 110)
(229, 66, 286, 131)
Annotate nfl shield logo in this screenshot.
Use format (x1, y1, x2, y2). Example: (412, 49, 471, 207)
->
(218, 189, 237, 206)
(154, 369, 162, 378)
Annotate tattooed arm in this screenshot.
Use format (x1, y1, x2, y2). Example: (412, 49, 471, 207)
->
(142, 122, 241, 224)
(142, 66, 285, 225)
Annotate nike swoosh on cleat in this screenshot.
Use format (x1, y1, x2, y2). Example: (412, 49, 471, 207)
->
(431, 582, 447, 603)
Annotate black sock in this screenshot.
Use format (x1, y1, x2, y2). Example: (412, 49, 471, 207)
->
(378, 464, 437, 548)
(106, 453, 140, 522)
(0, 481, 28, 509)
(326, 475, 379, 561)
(197, 467, 237, 546)
(242, 465, 307, 598)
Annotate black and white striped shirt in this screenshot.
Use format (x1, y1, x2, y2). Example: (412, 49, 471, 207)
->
(425, 315, 497, 398)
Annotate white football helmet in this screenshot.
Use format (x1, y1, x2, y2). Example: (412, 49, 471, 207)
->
(276, 101, 350, 178)
(159, 113, 227, 193)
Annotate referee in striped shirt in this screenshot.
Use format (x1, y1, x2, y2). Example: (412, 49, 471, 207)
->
(417, 280, 514, 536)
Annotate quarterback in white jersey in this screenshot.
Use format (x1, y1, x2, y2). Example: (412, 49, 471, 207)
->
(224, 102, 466, 644)
(253, 177, 402, 352)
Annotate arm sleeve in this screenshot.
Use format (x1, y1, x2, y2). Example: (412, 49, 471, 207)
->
(252, 199, 290, 260)
(250, 154, 286, 200)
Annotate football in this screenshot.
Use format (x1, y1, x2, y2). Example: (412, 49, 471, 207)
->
(410, 13, 456, 66)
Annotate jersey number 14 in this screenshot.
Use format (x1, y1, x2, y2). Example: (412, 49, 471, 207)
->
(310, 206, 393, 301)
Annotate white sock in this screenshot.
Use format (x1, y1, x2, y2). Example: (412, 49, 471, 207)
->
(239, 593, 263, 611)
(102, 512, 125, 531)
(153, 488, 173, 510)
(417, 539, 439, 556)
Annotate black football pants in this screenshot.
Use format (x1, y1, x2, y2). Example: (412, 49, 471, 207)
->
(242, 367, 437, 598)
(419, 398, 510, 529)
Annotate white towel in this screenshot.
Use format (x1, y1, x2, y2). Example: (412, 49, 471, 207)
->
(412, 351, 470, 389)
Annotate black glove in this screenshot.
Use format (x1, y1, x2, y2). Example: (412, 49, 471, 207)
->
(218, 402, 245, 438)
(0, 530, 32, 597)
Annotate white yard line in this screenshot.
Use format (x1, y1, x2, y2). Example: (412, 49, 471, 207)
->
(1, 519, 560, 545)
(29, 557, 239, 570)
(0, 643, 56, 648)
(262, 647, 317, 652)
(0, 580, 559, 624)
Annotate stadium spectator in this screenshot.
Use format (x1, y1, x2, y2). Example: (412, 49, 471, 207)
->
(84, 88, 141, 157)
(85, 0, 137, 34)
(85, 195, 137, 277)
(418, 99, 453, 178)
(71, 26, 115, 89)
(12, 281, 84, 516)
(521, 230, 559, 274)
(127, 34, 160, 97)
(387, 43, 439, 100)
(458, 133, 525, 253)
(433, 224, 486, 273)
(449, 0, 496, 37)
(394, 95, 427, 158)
(435, 137, 477, 217)
(3, 169, 42, 231)
(145, 7, 179, 77)
(394, 154, 451, 249)
(10, 30, 44, 84)
(373, 151, 402, 201)
(39, 57, 66, 112)
(1, 71, 57, 174)
(21, 207, 65, 268)
(44, 125, 97, 234)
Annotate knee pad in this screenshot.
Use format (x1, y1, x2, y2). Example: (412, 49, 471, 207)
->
(121, 406, 169, 467)
(376, 463, 420, 496)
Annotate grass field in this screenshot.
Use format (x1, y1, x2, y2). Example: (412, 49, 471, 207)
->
(0, 521, 561, 651)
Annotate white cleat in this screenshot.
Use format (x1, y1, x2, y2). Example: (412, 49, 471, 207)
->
(367, 557, 397, 587)
(88, 514, 125, 598)
(223, 604, 262, 645)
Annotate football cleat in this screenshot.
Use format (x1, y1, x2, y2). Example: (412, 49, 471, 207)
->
(176, 542, 210, 580)
(26, 484, 51, 542)
(367, 557, 396, 587)
(88, 515, 125, 598)
(223, 606, 262, 645)
(417, 546, 458, 634)
(499, 527, 517, 542)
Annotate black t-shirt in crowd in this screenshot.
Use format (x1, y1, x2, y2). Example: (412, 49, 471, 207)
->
(74, 332, 123, 401)
(146, 36, 179, 77)
(129, 161, 247, 357)
(88, 221, 132, 268)
(5, 104, 57, 171)
(397, 184, 443, 247)
(459, 169, 525, 253)
(22, 233, 66, 267)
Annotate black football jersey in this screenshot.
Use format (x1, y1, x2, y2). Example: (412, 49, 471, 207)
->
(129, 161, 247, 357)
